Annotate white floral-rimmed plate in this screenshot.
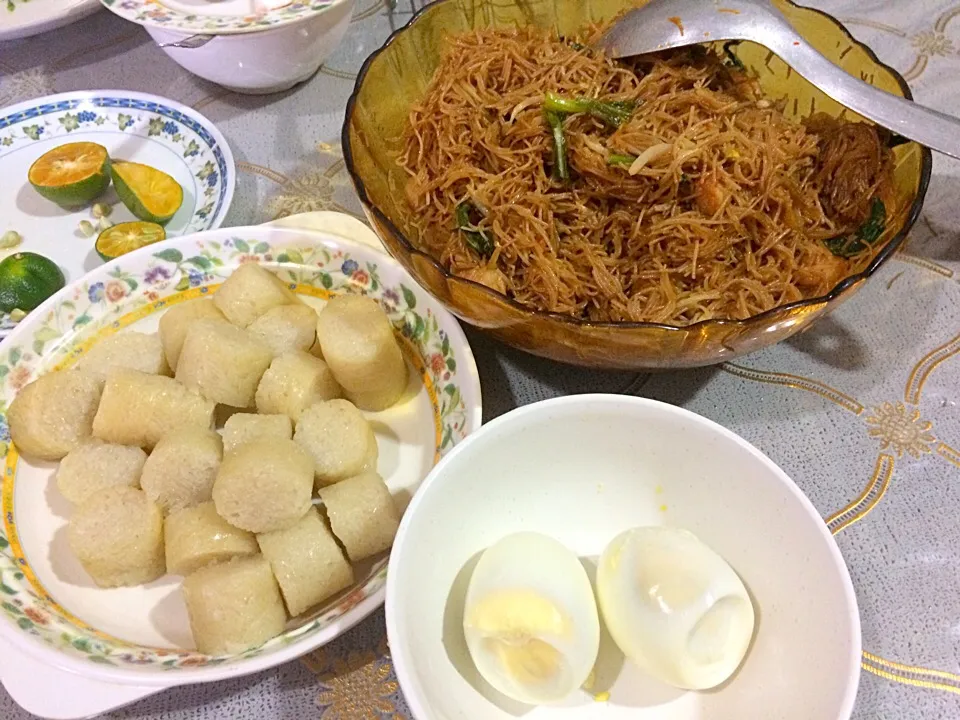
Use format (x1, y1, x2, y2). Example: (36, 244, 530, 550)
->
(0, 0, 100, 42)
(0, 224, 482, 686)
(0, 90, 236, 341)
(100, 0, 348, 35)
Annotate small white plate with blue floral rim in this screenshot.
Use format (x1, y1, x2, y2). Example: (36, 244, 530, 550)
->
(101, 0, 348, 35)
(0, 90, 236, 342)
(0, 222, 482, 688)
(0, 0, 101, 42)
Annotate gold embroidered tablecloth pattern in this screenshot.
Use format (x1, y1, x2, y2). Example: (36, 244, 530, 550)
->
(2, 1, 960, 717)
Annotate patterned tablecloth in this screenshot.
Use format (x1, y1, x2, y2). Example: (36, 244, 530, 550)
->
(3, 0, 960, 717)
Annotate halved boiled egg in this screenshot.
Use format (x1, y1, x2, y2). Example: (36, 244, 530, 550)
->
(462, 531, 600, 705)
(596, 526, 755, 690)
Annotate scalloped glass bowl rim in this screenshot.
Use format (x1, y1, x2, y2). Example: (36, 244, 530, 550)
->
(341, 0, 933, 335)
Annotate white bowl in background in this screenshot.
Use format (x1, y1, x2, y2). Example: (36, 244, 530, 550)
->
(142, 0, 355, 94)
(386, 394, 861, 720)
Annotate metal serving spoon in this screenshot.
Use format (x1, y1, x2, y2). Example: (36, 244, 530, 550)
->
(595, 0, 960, 159)
(157, 34, 214, 50)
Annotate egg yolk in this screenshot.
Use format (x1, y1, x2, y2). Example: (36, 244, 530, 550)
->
(466, 588, 571, 687)
(485, 637, 563, 685)
(467, 588, 570, 637)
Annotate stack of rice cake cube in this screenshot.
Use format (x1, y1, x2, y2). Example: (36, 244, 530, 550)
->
(6, 262, 413, 655)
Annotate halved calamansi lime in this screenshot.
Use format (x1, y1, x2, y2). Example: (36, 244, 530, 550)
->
(28, 142, 111, 209)
(95, 221, 166, 261)
(111, 161, 184, 225)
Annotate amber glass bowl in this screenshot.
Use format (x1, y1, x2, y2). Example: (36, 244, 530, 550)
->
(343, 0, 931, 369)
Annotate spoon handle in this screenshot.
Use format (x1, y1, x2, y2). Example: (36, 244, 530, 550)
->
(770, 37, 960, 159)
(157, 34, 214, 50)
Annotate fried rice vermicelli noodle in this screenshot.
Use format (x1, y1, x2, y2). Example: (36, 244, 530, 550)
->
(399, 27, 894, 325)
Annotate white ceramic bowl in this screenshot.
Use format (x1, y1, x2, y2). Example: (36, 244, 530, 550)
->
(386, 395, 861, 720)
(144, 0, 355, 94)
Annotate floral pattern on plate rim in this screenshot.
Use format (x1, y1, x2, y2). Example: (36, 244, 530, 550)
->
(0, 95, 233, 336)
(101, 0, 342, 34)
(0, 237, 474, 669)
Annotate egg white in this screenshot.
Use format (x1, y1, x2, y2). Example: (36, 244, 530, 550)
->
(596, 526, 755, 690)
(462, 531, 600, 705)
